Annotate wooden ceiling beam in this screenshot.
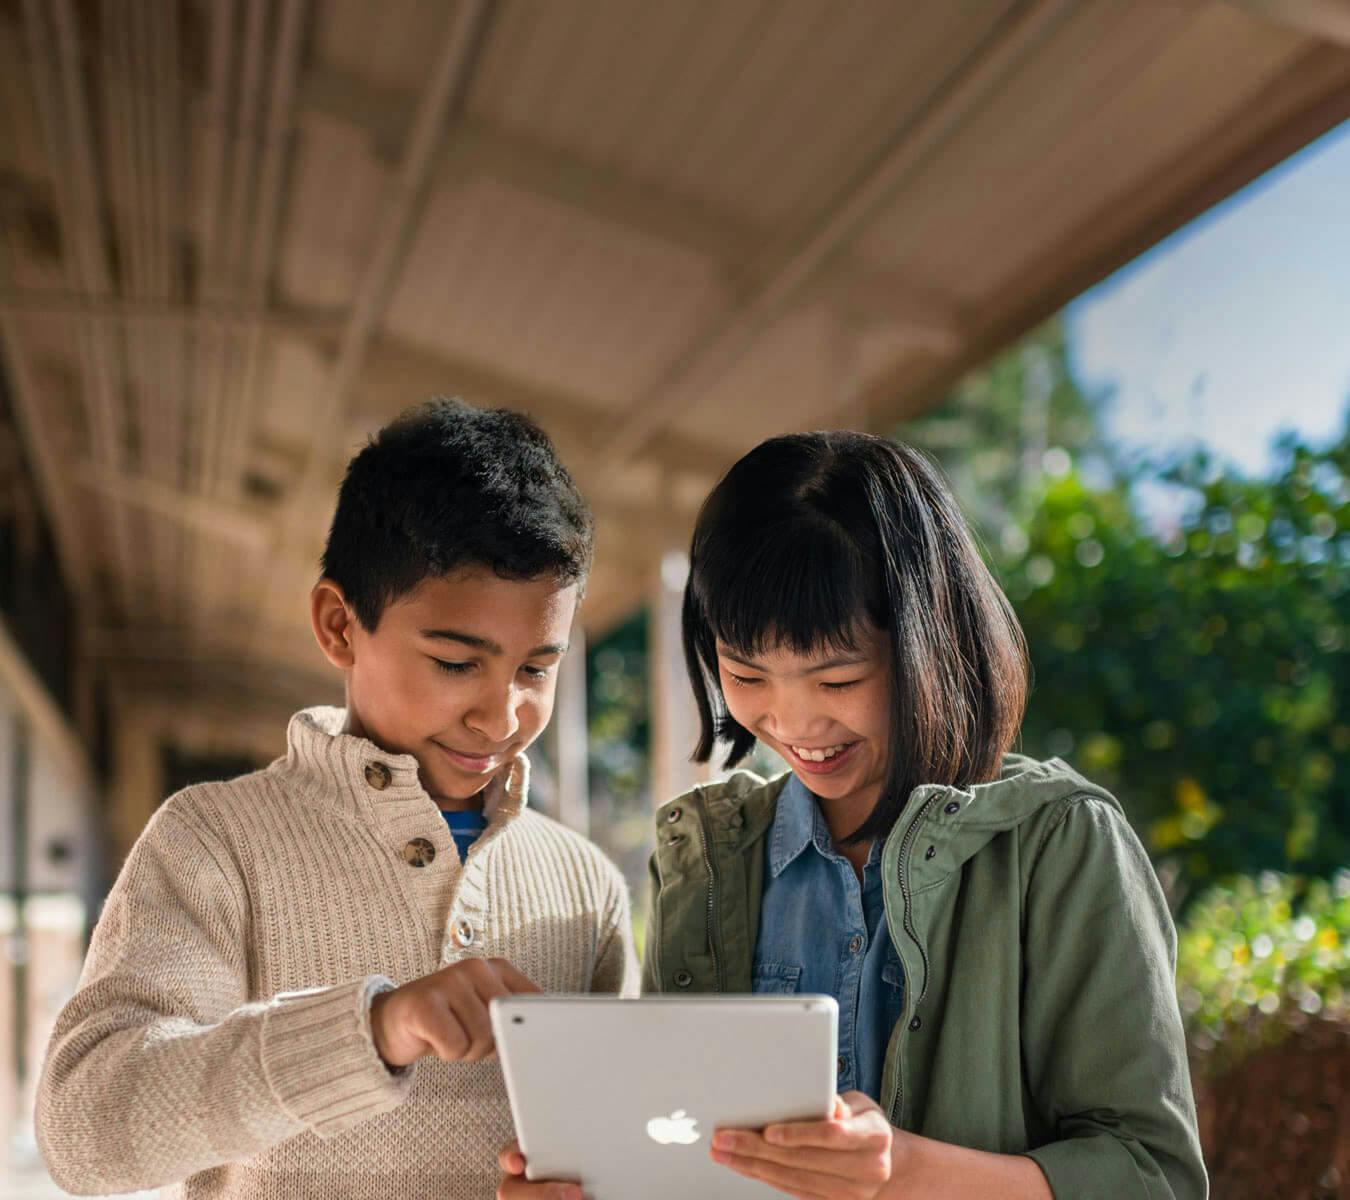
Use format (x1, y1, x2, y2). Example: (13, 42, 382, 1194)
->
(863, 40, 1350, 432)
(355, 333, 737, 480)
(301, 65, 770, 285)
(1225, 0, 1350, 47)
(74, 463, 272, 551)
(275, 0, 495, 542)
(597, 0, 1081, 465)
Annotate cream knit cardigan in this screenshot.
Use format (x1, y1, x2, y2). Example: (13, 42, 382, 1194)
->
(36, 706, 638, 1199)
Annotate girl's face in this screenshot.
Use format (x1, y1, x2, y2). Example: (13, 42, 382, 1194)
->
(716, 627, 892, 817)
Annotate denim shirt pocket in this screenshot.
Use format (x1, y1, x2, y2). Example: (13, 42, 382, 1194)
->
(752, 961, 804, 994)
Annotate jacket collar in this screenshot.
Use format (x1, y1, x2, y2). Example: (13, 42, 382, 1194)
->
(678, 754, 1117, 890)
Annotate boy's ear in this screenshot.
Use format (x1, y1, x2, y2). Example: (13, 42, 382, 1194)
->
(311, 578, 358, 669)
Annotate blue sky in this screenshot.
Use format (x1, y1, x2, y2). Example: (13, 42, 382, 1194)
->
(1066, 118, 1350, 478)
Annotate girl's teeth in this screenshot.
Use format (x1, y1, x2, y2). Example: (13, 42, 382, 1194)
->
(794, 744, 848, 762)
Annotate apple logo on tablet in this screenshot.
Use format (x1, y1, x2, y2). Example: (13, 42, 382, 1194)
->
(646, 1109, 700, 1145)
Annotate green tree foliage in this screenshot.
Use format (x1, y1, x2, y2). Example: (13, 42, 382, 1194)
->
(1001, 433, 1348, 896)
(904, 320, 1349, 901)
(903, 316, 1111, 534)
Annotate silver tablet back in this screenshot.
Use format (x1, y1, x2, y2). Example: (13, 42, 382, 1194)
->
(491, 994, 839, 1200)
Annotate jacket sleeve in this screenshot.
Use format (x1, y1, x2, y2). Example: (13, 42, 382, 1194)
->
(591, 862, 640, 998)
(1019, 796, 1208, 1200)
(35, 803, 413, 1195)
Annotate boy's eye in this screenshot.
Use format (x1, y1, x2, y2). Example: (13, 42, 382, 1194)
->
(433, 659, 473, 675)
(520, 665, 551, 680)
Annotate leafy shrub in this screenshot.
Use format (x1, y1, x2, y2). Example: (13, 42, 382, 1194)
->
(1177, 871, 1350, 1074)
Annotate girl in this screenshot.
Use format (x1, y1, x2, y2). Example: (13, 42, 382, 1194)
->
(500, 431, 1205, 1200)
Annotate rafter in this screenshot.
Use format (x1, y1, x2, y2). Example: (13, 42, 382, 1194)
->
(598, 0, 1080, 464)
(74, 463, 272, 550)
(863, 39, 1350, 432)
(301, 65, 771, 285)
(1224, 0, 1350, 46)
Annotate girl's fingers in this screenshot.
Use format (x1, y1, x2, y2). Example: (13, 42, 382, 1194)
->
(712, 1130, 891, 1182)
(761, 1120, 853, 1150)
(760, 1096, 891, 1151)
(497, 1140, 525, 1174)
(711, 1148, 836, 1200)
(715, 1137, 889, 1181)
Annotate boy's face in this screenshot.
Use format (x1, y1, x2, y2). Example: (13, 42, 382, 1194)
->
(312, 567, 578, 806)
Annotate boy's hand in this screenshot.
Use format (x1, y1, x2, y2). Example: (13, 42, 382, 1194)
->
(370, 957, 540, 1067)
(497, 1140, 583, 1200)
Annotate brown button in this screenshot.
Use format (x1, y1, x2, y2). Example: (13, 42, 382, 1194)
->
(402, 837, 436, 867)
(453, 918, 475, 947)
(365, 762, 392, 790)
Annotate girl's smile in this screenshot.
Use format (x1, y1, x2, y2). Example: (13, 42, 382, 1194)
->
(784, 738, 862, 775)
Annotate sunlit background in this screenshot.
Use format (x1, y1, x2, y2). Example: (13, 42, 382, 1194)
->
(2, 2, 1348, 1196)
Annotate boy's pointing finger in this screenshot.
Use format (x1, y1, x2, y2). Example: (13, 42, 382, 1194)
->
(490, 958, 542, 993)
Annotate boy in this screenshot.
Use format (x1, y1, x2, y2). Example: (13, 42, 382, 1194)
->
(36, 400, 635, 1199)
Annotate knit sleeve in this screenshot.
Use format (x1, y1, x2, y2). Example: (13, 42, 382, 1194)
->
(35, 804, 413, 1195)
(590, 862, 639, 999)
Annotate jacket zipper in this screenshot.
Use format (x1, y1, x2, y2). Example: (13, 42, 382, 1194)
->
(692, 788, 726, 992)
(887, 790, 941, 1124)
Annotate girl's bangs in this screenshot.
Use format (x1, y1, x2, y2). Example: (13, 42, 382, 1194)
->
(691, 514, 881, 658)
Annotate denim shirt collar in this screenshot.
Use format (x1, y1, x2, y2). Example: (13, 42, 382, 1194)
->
(769, 772, 880, 877)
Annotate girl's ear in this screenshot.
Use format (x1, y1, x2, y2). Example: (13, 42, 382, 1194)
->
(310, 578, 358, 669)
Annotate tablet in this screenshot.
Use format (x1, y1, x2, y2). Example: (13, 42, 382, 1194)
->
(490, 994, 838, 1200)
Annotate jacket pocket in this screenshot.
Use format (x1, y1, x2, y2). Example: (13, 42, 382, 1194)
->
(752, 961, 803, 994)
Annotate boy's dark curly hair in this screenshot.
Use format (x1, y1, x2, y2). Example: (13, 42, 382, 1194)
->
(320, 398, 593, 630)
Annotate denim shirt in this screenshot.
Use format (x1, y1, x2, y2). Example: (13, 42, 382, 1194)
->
(751, 773, 904, 1102)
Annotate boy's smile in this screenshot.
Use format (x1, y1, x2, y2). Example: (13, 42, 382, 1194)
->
(311, 567, 579, 807)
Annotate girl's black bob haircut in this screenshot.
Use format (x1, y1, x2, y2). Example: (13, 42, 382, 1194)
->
(683, 430, 1029, 845)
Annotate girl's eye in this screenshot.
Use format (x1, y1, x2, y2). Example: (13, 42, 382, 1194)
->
(726, 672, 761, 687)
(433, 659, 473, 675)
(821, 679, 861, 691)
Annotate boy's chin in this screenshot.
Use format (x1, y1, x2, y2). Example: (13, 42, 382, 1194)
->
(422, 759, 505, 803)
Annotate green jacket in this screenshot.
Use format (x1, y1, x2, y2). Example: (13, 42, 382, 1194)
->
(642, 755, 1206, 1200)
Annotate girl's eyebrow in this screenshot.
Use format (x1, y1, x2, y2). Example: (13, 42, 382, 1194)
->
(718, 648, 867, 673)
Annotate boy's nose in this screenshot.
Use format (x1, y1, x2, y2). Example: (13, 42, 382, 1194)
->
(465, 696, 521, 744)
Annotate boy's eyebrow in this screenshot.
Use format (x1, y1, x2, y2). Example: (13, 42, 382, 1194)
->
(420, 628, 568, 657)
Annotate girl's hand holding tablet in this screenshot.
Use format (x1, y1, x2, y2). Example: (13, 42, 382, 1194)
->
(711, 1091, 892, 1199)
